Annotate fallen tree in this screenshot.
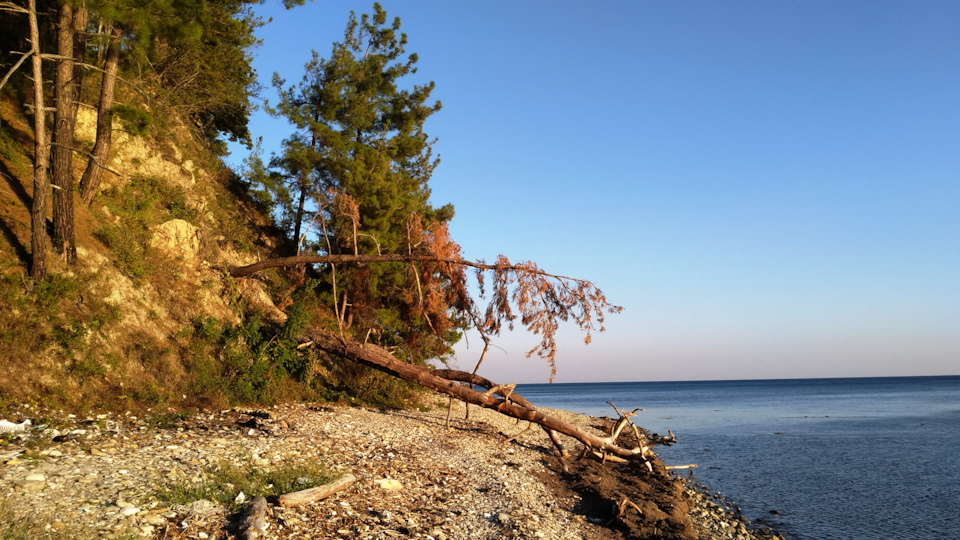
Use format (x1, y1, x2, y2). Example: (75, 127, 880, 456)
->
(231, 221, 675, 469)
(303, 326, 676, 471)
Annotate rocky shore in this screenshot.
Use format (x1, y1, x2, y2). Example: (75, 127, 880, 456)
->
(1, 399, 784, 539)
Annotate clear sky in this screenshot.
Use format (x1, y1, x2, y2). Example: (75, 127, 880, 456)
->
(228, 1, 960, 383)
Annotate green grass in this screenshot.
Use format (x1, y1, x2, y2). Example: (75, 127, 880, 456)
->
(156, 459, 336, 510)
(143, 409, 195, 429)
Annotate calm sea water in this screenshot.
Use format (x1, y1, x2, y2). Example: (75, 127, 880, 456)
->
(515, 376, 960, 540)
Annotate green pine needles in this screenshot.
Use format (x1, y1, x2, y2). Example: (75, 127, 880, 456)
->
(252, 3, 459, 363)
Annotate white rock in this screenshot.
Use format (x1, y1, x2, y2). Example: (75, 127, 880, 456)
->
(375, 478, 402, 490)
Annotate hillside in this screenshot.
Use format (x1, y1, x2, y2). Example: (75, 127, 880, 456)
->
(0, 91, 396, 413)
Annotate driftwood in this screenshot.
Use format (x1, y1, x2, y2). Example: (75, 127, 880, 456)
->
(665, 464, 699, 470)
(277, 473, 357, 507)
(237, 496, 268, 540)
(305, 329, 676, 468)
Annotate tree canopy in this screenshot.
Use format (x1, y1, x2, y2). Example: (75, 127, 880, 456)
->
(253, 3, 458, 364)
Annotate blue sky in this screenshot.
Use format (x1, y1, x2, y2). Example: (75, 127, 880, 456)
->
(229, 1, 959, 383)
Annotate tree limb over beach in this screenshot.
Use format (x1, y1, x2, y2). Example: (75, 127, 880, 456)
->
(230, 244, 674, 472)
(231, 233, 622, 381)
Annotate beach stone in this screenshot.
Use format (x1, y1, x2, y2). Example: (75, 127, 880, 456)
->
(0, 402, 779, 540)
(142, 513, 166, 525)
(375, 478, 402, 490)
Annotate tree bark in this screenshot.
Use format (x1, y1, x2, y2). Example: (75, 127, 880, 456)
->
(51, 2, 77, 263)
(71, 4, 88, 120)
(28, 0, 48, 280)
(293, 171, 307, 254)
(79, 26, 121, 206)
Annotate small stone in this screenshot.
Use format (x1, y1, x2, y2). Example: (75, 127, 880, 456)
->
(121, 507, 141, 516)
(25, 473, 45, 482)
(142, 514, 166, 525)
(375, 478, 402, 490)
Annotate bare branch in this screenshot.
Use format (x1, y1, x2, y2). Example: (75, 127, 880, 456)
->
(232, 250, 622, 380)
(233, 253, 582, 282)
(0, 2, 28, 14)
(0, 50, 31, 92)
(49, 141, 121, 176)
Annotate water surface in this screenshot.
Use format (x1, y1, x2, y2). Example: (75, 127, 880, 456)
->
(516, 376, 960, 539)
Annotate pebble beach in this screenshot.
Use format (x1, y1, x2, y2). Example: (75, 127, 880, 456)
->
(1, 399, 784, 539)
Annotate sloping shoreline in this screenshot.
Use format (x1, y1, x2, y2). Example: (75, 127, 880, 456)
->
(1, 400, 783, 539)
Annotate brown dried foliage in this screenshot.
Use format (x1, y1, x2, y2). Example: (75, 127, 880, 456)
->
(232, 217, 622, 380)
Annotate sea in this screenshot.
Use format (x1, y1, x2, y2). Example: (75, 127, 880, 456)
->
(515, 376, 960, 540)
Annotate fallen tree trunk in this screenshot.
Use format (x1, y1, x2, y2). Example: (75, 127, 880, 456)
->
(305, 328, 675, 463)
(277, 473, 356, 507)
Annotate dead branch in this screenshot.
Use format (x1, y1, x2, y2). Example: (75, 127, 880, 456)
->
(233, 248, 621, 382)
(49, 141, 121, 176)
(232, 253, 580, 281)
(0, 1, 28, 14)
(0, 50, 31, 92)
(482, 382, 517, 401)
(277, 473, 356, 507)
(665, 464, 698, 470)
(306, 329, 675, 464)
(503, 421, 533, 445)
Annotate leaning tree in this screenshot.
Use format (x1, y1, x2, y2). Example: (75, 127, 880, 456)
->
(258, 3, 455, 366)
(230, 218, 676, 472)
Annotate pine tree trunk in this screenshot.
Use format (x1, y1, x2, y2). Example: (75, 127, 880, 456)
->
(71, 4, 88, 119)
(293, 173, 307, 255)
(79, 27, 121, 206)
(28, 0, 48, 280)
(51, 2, 77, 263)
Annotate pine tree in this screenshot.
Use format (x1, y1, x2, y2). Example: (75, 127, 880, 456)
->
(80, 0, 262, 204)
(266, 3, 456, 361)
